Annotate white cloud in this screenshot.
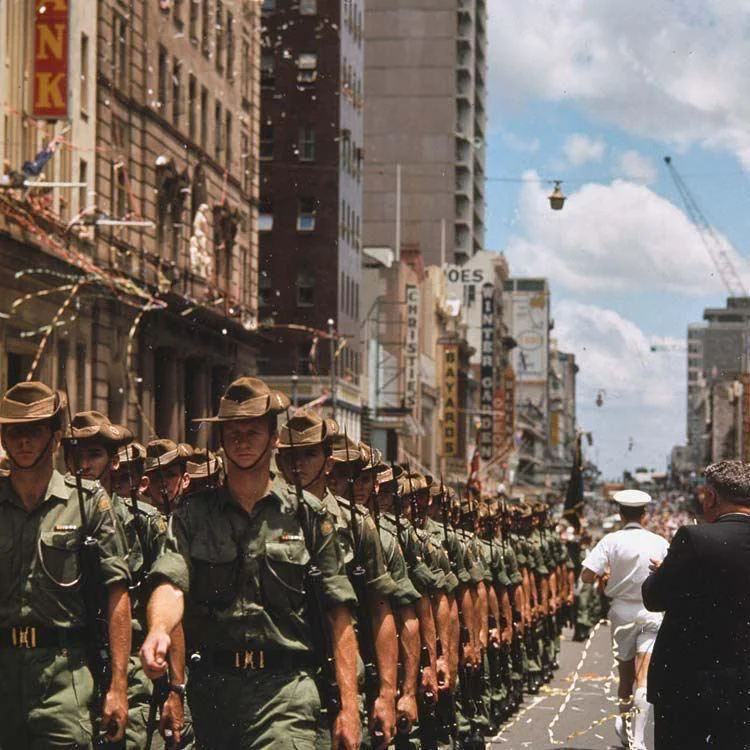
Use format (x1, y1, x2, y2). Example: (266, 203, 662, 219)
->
(505, 171, 746, 295)
(500, 130, 541, 154)
(488, 0, 750, 167)
(618, 150, 658, 185)
(553, 300, 686, 476)
(563, 134, 605, 166)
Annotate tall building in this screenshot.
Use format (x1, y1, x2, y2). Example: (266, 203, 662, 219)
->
(686, 297, 750, 466)
(257, 0, 364, 435)
(0, 0, 263, 446)
(363, 0, 487, 266)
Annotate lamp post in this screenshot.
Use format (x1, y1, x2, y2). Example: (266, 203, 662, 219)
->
(328, 318, 337, 421)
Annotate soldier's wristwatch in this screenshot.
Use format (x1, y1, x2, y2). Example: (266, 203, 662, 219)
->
(168, 683, 186, 701)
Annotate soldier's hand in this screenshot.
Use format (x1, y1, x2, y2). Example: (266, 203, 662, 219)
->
(436, 656, 451, 692)
(160, 691, 184, 746)
(501, 626, 513, 645)
(371, 692, 395, 748)
(140, 628, 172, 679)
(101, 685, 128, 743)
(396, 693, 418, 736)
(332, 706, 361, 750)
(421, 664, 439, 699)
(489, 626, 501, 648)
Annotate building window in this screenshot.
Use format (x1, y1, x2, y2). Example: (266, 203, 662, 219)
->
(200, 86, 209, 149)
(172, 58, 182, 125)
(189, 0, 199, 44)
(214, 102, 223, 160)
(297, 198, 316, 232)
(226, 12, 235, 80)
(80, 34, 89, 115)
(260, 123, 274, 160)
(260, 51, 275, 88)
(296, 271, 315, 307)
(298, 125, 315, 162)
(201, 0, 210, 57)
(188, 74, 197, 139)
(259, 273, 272, 306)
(297, 53, 317, 84)
(225, 110, 232, 166)
(215, 1, 224, 72)
(300, 0, 317, 14)
(242, 40, 252, 105)
(261, 0, 276, 13)
(158, 45, 168, 112)
(258, 199, 273, 232)
(173, 0, 184, 28)
(112, 12, 128, 89)
(78, 159, 88, 212)
(112, 118, 130, 217)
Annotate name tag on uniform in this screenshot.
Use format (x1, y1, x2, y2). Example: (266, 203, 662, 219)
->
(279, 534, 303, 543)
(54, 525, 78, 532)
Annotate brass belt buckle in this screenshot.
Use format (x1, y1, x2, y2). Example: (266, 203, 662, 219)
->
(234, 649, 265, 670)
(11, 626, 37, 649)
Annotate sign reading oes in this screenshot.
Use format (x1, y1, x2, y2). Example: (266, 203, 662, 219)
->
(443, 265, 486, 285)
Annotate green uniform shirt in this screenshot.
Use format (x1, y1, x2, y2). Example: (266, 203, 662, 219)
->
(376, 516, 421, 609)
(321, 490, 398, 601)
(414, 525, 458, 594)
(151, 477, 356, 652)
(0, 471, 130, 628)
(456, 529, 485, 584)
(379, 513, 438, 597)
(501, 539, 523, 586)
(424, 517, 469, 586)
(529, 530, 550, 576)
(112, 492, 169, 634)
(509, 532, 527, 568)
(482, 537, 511, 588)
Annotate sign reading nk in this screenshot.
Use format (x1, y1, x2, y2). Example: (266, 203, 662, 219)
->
(33, 0, 69, 119)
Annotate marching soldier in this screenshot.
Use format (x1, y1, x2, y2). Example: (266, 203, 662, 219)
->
(62, 411, 183, 748)
(140, 377, 361, 749)
(184, 449, 223, 495)
(275, 412, 399, 748)
(0, 381, 131, 747)
(328, 440, 422, 740)
(143, 440, 191, 515)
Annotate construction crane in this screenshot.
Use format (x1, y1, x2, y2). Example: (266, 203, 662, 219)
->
(663, 156, 748, 297)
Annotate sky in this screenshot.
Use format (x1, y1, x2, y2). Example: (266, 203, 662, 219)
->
(484, 0, 750, 479)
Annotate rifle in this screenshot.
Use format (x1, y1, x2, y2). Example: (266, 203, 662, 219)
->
(343, 433, 384, 746)
(287, 416, 341, 727)
(62, 386, 117, 746)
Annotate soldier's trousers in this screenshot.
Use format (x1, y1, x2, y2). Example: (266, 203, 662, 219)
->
(0, 646, 94, 749)
(188, 665, 323, 749)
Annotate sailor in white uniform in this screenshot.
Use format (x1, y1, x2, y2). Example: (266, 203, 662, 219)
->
(582, 490, 669, 750)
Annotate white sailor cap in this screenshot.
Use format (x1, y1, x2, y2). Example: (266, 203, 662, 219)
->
(613, 489, 652, 507)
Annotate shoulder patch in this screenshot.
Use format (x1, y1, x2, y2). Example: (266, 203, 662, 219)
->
(319, 519, 334, 536)
(98, 495, 111, 512)
(156, 517, 168, 534)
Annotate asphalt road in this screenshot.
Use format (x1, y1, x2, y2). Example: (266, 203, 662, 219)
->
(488, 621, 654, 750)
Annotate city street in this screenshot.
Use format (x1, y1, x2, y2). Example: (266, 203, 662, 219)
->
(490, 623, 654, 750)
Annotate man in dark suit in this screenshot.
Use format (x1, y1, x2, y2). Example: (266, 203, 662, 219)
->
(643, 459, 750, 750)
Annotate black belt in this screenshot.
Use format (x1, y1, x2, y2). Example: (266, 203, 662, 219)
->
(0, 626, 87, 650)
(189, 647, 315, 673)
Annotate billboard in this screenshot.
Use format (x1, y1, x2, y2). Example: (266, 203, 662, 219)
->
(404, 285, 420, 411)
(33, 0, 69, 119)
(479, 284, 494, 460)
(507, 287, 548, 383)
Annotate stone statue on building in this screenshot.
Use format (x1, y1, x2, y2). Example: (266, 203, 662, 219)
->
(189, 203, 212, 279)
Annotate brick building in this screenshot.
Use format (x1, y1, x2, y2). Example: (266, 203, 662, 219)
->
(257, 0, 364, 435)
(0, 0, 262, 446)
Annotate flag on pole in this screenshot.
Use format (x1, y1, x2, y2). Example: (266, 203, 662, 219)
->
(563, 430, 584, 531)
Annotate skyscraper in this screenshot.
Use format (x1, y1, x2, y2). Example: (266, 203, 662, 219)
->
(363, 0, 487, 266)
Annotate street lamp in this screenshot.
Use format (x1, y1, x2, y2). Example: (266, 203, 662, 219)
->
(548, 181, 566, 211)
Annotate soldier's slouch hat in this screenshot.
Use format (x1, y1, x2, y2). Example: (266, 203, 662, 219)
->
(278, 410, 338, 449)
(0, 381, 66, 425)
(62, 411, 133, 449)
(195, 377, 290, 423)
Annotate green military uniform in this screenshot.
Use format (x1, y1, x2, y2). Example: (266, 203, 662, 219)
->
(376, 515, 422, 610)
(0, 471, 130, 748)
(151, 478, 357, 749)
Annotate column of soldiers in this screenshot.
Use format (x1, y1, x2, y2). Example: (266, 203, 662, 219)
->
(0, 376, 575, 750)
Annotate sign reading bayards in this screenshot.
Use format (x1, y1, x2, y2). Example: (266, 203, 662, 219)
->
(34, 0, 69, 119)
(442, 343, 459, 458)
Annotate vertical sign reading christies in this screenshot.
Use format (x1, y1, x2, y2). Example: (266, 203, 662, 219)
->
(404, 285, 420, 411)
(33, 0, 69, 119)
